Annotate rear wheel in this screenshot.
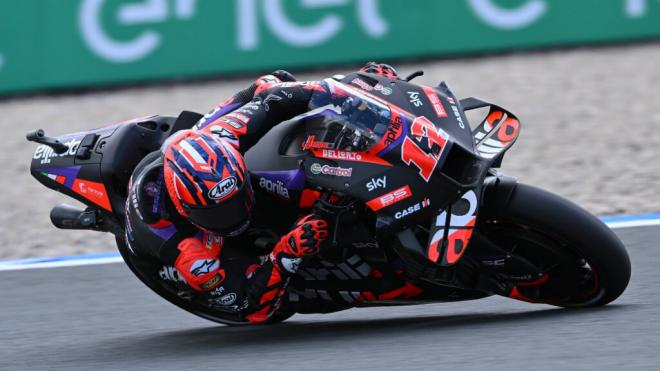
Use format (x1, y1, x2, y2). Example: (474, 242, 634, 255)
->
(476, 182, 630, 307)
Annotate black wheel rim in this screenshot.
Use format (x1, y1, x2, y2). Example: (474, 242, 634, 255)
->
(477, 219, 605, 306)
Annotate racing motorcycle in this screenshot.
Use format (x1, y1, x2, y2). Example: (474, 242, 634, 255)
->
(26, 71, 631, 325)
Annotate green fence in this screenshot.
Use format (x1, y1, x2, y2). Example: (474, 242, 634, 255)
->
(1, 0, 660, 95)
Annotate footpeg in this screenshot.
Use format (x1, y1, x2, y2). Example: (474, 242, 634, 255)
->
(50, 204, 98, 230)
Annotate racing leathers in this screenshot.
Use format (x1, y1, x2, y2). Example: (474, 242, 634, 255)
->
(125, 66, 424, 323)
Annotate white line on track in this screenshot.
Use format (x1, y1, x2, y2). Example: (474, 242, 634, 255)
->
(603, 218, 660, 229)
(1, 215, 659, 272)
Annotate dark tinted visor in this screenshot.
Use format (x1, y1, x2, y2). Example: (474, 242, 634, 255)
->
(185, 181, 254, 234)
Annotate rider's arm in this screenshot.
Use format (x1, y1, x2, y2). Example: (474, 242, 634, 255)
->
(195, 73, 288, 126)
(196, 78, 330, 154)
(244, 214, 328, 323)
(173, 214, 328, 323)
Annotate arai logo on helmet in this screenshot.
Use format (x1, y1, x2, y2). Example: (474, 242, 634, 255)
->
(208, 176, 237, 200)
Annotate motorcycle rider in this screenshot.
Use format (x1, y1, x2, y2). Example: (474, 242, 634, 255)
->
(125, 62, 408, 323)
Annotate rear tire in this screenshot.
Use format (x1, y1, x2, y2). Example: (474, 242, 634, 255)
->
(478, 181, 631, 307)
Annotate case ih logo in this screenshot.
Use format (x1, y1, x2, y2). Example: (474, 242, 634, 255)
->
(366, 185, 412, 211)
(208, 176, 237, 200)
(394, 197, 431, 219)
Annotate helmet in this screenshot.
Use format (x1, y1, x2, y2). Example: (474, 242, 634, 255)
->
(360, 62, 399, 80)
(162, 130, 254, 236)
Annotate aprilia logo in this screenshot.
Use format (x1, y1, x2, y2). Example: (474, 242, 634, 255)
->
(383, 115, 403, 146)
(259, 177, 290, 199)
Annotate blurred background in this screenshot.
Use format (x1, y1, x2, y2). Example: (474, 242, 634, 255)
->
(1, 0, 659, 259)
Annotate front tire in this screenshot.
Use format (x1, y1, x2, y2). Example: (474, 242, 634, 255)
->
(477, 181, 631, 307)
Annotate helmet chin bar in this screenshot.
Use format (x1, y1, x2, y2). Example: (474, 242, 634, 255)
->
(189, 216, 251, 237)
(220, 218, 251, 237)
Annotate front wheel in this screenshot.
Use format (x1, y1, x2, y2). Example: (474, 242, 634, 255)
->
(475, 181, 631, 307)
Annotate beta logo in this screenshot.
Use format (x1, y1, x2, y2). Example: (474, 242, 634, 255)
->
(394, 198, 431, 219)
(366, 176, 387, 191)
(208, 176, 237, 200)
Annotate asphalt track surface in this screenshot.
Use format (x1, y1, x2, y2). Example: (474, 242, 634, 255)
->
(1, 226, 658, 371)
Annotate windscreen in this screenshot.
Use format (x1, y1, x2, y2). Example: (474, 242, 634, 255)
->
(306, 79, 393, 152)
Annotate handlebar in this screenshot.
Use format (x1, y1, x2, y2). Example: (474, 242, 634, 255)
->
(25, 129, 69, 154)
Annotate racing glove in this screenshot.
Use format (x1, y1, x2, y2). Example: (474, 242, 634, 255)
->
(270, 214, 329, 275)
(271, 69, 297, 82)
(217, 69, 297, 108)
(174, 234, 225, 292)
(360, 62, 399, 79)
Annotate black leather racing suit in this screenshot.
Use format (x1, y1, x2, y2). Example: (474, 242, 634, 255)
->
(124, 70, 424, 323)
